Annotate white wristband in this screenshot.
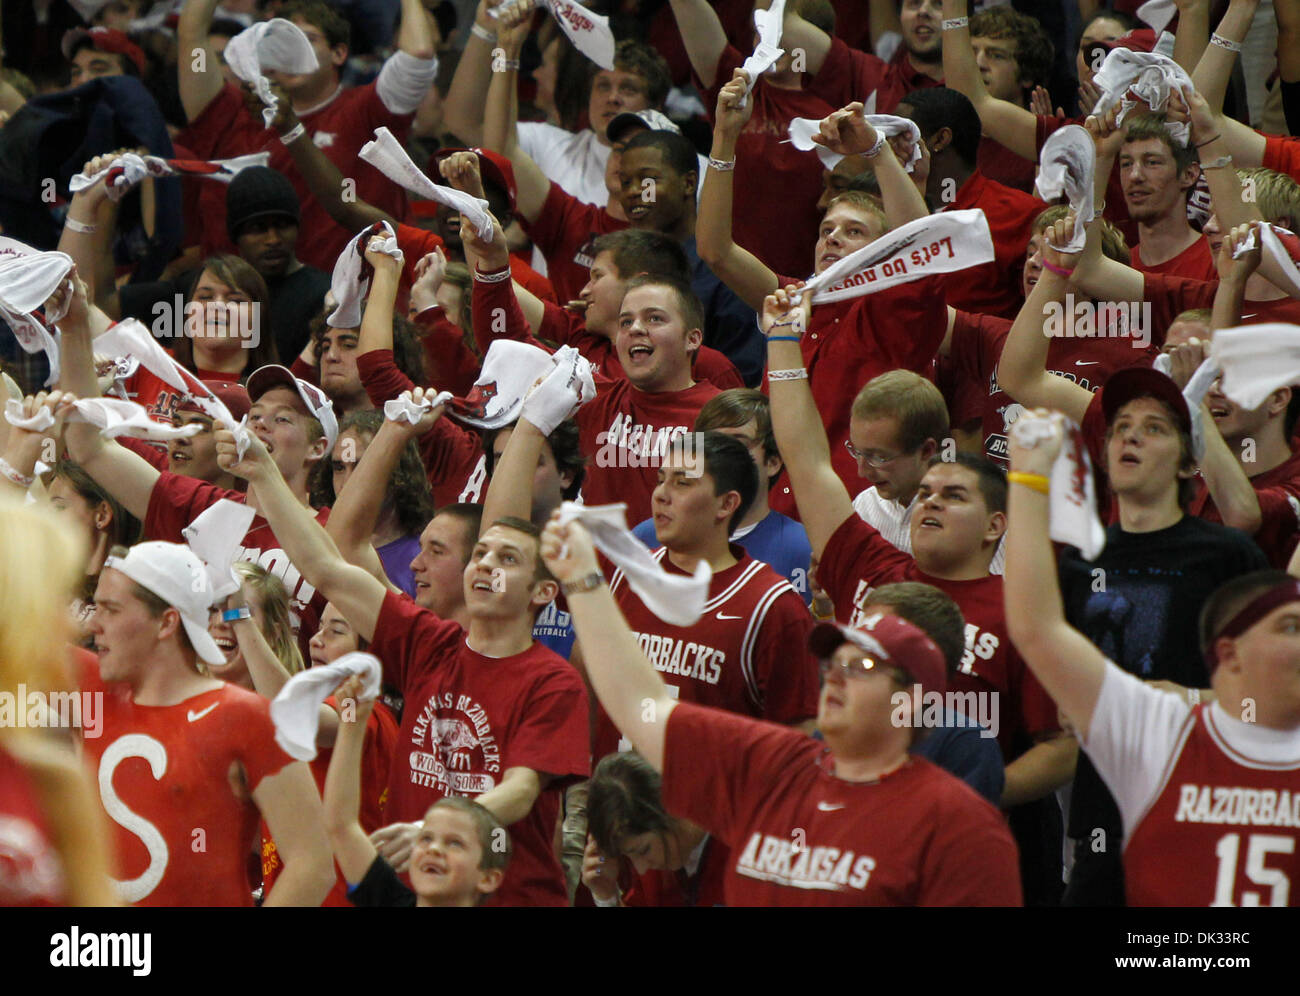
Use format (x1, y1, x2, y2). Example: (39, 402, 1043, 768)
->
(941, 17, 968, 30)
(1210, 33, 1242, 53)
(768, 368, 808, 381)
(280, 122, 307, 145)
(471, 22, 497, 43)
(0, 456, 34, 489)
(64, 217, 97, 234)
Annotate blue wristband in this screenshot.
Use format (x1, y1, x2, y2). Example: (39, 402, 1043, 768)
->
(768, 335, 802, 341)
(222, 607, 252, 622)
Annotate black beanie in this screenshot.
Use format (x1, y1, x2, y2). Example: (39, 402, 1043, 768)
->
(226, 166, 300, 241)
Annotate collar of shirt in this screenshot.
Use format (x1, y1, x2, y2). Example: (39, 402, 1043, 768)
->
(944, 168, 988, 213)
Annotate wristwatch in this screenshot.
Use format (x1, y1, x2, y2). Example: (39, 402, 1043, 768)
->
(561, 572, 605, 596)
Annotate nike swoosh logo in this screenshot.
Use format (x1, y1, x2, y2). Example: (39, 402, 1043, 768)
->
(817, 801, 845, 812)
(187, 703, 219, 722)
(716, 612, 743, 621)
(1074, 361, 1099, 366)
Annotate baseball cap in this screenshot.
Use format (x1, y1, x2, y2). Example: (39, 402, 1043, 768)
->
(246, 364, 338, 453)
(606, 109, 682, 144)
(225, 167, 300, 242)
(1101, 367, 1191, 434)
(809, 613, 947, 696)
(431, 147, 518, 213)
(175, 381, 252, 423)
(103, 542, 226, 667)
(62, 27, 147, 76)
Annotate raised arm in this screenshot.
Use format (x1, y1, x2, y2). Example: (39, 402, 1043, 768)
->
(481, 3, 550, 224)
(539, 516, 676, 771)
(667, 0, 729, 89)
(763, 285, 856, 560)
(1003, 414, 1108, 739)
(1192, 0, 1260, 115)
(442, 0, 506, 147)
(395, 0, 437, 57)
(56, 154, 122, 316)
(1178, 86, 1265, 235)
(1068, 113, 1146, 304)
(482, 416, 545, 527)
(697, 71, 780, 312)
(322, 676, 380, 885)
(778, 5, 833, 78)
(177, 0, 226, 123)
(940, 0, 1039, 161)
(216, 430, 387, 641)
(996, 214, 1095, 423)
(1172, 0, 1211, 75)
(815, 102, 930, 226)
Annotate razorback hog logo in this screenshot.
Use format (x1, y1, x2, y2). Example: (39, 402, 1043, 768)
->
(455, 380, 499, 419)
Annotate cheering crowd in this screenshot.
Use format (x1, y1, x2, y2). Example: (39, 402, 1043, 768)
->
(0, 0, 1299, 909)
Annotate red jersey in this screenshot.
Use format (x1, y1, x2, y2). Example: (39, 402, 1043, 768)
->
(369, 592, 590, 907)
(1085, 664, 1300, 906)
(817, 513, 1060, 759)
(575, 379, 720, 524)
(699, 46, 833, 279)
(947, 308, 1152, 465)
(1188, 450, 1300, 568)
(977, 134, 1037, 193)
(1131, 236, 1218, 283)
(412, 306, 480, 399)
(1143, 271, 1300, 332)
(940, 170, 1046, 320)
(661, 702, 1022, 905)
(80, 659, 295, 906)
(0, 744, 67, 906)
(765, 279, 948, 518)
(592, 548, 819, 759)
(177, 82, 415, 273)
(144, 472, 330, 660)
(261, 699, 398, 907)
(395, 223, 555, 306)
(523, 181, 625, 304)
(1264, 133, 1300, 181)
(806, 35, 942, 114)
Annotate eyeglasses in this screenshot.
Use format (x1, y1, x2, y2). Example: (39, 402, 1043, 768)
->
(819, 656, 907, 682)
(843, 439, 905, 469)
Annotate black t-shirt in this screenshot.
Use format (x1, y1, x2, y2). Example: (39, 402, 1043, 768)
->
(1058, 515, 1268, 904)
(348, 855, 416, 908)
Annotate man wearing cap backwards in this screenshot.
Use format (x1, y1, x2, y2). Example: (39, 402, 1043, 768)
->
(1005, 410, 1300, 906)
(537, 511, 1021, 905)
(168, 381, 252, 490)
(63, 26, 148, 87)
(210, 420, 590, 907)
(78, 539, 334, 906)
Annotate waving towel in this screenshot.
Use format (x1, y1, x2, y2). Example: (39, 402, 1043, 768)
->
(223, 18, 319, 126)
(1009, 412, 1107, 560)
(270, 652, 383, 761)
(1035, 125, 1096, 251)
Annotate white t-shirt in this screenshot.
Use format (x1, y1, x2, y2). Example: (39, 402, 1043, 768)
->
(518, 123, 611, 207)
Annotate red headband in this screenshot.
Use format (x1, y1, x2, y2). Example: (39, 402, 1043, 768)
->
(1205, 580, 1300, 670)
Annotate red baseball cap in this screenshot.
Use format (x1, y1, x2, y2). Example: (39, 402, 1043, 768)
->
(175, 381, 251, 423)
(62, 26, 147, 76)
(246, 364, 338, 452)
(1101, 367, 1191, 434)
(431, 147, 517, 213)
(809, 613, 947, 696)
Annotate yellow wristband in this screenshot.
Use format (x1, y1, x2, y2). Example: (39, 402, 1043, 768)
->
(1008, 472, 1050, 495)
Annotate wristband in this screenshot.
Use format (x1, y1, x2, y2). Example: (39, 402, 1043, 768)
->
(1008, 471, 1050, 495)
(280, 122, 307, 145)
(1210, 33, 1242, 53)
(500, 59, 521, 72)
(561, 572, 606, 596)
(222, 607, 252, 622)
(471, 22, 497, 43)
(1200, 154, 1233, 170)
(1194, 133, 1221, 148)
(64, 217, 97, 234)
(708, 157, 736, 172)
(862, 132, 886, 159)
(1187, 687, 1202, 707)
(767, 335, 802, 341)
(768, 368, 808, 380)
(941, 16, 968, 30)
(473, 264, 512, 284)
(1039, 260, 1073, 277)
(0, 456, 34, 489)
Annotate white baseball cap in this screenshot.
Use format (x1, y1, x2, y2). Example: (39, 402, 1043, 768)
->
(246, 364, 338, 453)
(103, 542, 226, 667)
(606, 109, 682, 143)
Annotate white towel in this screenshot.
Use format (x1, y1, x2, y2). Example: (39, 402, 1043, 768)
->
(4, 396, 203, 443)
(1090, 46, 1192, 144)
(0, 251, 74, 387)
(358, 127, 493, 242)
(326, 221, 403, 330)
(519, 345, 596, 435)
(270, 652, 383, 762)
(1233, 223, 1300, 299)
(1135, 0, 1177, 34)
(787, 112, 921, 172)
(794, 209, 994, 305)
(181, 499, 257, 601)
(1035, 125, 1096, 251)
(1009, 412, 1107, 560)
(491, 0, 615, 71)
(384, 390, 453, 426)
(70, 152, 271, 201)
(1211, 323, 1300, 410)
(556, 501, 711, 626)
(737, 0, 786, 108)
(223, 18, 319, 127)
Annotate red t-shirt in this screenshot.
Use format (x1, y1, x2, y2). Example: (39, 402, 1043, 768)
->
(592, 548, 819, 759)
(0, 744, 67, 906)
(411, 307, 480, 399)
(660, 702, 1023, 905)
(261, 699, 399, 907)
(80, 657, 294, 906)
(816, 513, 1060, 759)
(178, 82, 416, 273)
(764, 279, 948, 518)
(523, 181, 626, 305)
(396, 223, 555, 306)
(368, 592, 590, 907)
(1144, 271, 1300, 332)
(806, 35, 942, 114)
(940, 170, 1047, 320)
(119, 356, 242, 427)
(699, 46, 833, 279)
(1188, 449, 1300, 568)
(1131, 236, 1218, 283)
(947, 308, 1153, 465)
(575, 378, 721, 523)
(1264, 133, 1300, 181)
(144, 472, 330, 661)
(622, 836, 730, 907)
(977, 135, 1037, 193)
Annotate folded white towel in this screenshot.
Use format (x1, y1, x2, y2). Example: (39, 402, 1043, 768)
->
(326, 221, 403, 330)
(787, 112, 921, 172)
(70, 152, 271, 201)
(1009, 412, 1107, 560)
(0, 250, 74, 386)
(270, 652, 383, 761)
(1035, 125, 1096, 251)
(1211, 323, 1300, 410)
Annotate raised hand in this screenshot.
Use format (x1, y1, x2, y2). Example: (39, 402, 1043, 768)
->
(760, 282, 811, 338)
(539, 512, 600, 584)
(811, 102, 879, 158)
(715, 69, 755, 140)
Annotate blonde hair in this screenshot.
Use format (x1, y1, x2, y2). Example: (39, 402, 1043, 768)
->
(851, 370, 950, 452)
(231, 561, 304, 676)
(1032, 204, 1131, 265)
(824, 190, 889, 235)
(1234, 167, 1300, 228)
